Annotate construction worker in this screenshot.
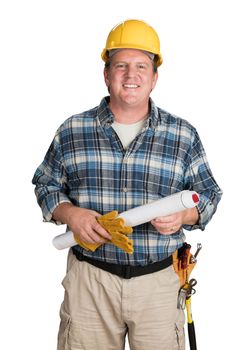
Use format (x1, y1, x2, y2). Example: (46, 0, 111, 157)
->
(32, 19, 222, 350)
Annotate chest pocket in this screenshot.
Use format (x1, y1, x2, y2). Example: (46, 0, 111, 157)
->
(129, 154, 186, 201)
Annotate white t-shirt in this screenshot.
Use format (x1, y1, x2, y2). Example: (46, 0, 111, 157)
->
(112, 118, 147, 149)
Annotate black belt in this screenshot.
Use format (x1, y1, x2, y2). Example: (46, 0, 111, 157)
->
(72, 249, 173, 279)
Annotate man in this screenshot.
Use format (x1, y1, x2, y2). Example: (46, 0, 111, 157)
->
(32, 19, 222, 350)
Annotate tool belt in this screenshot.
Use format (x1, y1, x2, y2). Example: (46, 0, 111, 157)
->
(172, 242, 197, 287)
(72, 242, 200, 281)
(173, 242, 201, 350)
(72, 248, 173, 279)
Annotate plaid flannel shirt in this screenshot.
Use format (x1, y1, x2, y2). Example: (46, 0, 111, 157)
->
(32, 97, 222, 266)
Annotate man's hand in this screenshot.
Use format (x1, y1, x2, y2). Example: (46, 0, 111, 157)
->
(52, 203, 112, 244)
(151, 207, 199, 235)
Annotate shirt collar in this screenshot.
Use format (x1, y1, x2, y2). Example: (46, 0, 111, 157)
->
(96, 96, 159, 129)
(97, 96, 114, 127)
(147, 97, 159, 129)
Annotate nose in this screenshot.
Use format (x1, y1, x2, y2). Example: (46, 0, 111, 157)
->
(125, 64, 137, 78)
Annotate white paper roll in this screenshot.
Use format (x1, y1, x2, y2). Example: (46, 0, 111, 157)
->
(52, 190, 199, 250)
(52, 231, 76, 250)
(118, 190, 199, 226)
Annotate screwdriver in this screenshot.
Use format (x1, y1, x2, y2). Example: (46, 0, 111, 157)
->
(190, 243, 202, 263)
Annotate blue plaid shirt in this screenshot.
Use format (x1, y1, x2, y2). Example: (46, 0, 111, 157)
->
(32, 97, 222, 266)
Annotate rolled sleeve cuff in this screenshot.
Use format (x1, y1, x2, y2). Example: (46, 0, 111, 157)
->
(41, 192, 72, 225)
(183, 196, 215, 231)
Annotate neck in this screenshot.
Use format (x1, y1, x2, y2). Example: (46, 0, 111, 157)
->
(109, 100, 149, 124)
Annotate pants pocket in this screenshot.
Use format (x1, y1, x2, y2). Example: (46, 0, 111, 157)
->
(174, 323, 185, 350)
(57, 308, 71, 350)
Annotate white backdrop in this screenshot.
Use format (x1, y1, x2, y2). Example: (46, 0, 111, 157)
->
(1, 0, 250, 349)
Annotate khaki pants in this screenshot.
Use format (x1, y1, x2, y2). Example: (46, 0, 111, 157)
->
(58, 250, 185, 350)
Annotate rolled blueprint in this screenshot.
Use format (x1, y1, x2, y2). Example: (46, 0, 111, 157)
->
(52, 190, 199, 250)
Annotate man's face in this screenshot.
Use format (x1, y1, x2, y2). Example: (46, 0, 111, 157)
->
(104, 49, 158, 109)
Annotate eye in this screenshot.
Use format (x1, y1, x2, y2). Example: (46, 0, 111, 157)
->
(115, 63, 127, 69)
(137, 63, 147, 70)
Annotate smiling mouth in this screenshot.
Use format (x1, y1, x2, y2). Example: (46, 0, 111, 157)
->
(122, 84, 140, 88)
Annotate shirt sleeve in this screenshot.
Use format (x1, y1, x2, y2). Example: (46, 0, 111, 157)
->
(32, 130, 71, 224)
(183, 129, 223, 231)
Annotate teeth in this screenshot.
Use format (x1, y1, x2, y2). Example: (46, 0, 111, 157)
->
(123, 84, 139, 88)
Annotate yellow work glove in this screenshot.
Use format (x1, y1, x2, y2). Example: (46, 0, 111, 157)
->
(74, 211, 134, 254)
(98, 211, 133, 254)
(73, 235, 102, 253)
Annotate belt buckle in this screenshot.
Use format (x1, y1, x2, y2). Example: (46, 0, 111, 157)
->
(122, 265, 132, 279)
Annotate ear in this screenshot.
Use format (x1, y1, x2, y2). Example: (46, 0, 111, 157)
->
(103, 68, 110, 87)
(151, 71, 158, 90)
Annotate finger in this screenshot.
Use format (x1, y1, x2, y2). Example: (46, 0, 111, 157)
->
(151, 220, 176, 230)
(152, 215, 176, 223)
(152, 222, 181, 235)
(80, 230, 107, 244)
(89, 231, 109, 243)
(75, 231, 96, 244)
(157, 228, 177, 235)
(152, 221, 174, 228)
(92, 221, 112, 240)
(76, 222, 107, 243)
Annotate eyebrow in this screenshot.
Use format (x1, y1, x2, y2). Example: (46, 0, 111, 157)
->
(113, 60, 150, 65)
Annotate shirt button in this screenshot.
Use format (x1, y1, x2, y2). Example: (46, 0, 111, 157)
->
(123, 187, 128, 193)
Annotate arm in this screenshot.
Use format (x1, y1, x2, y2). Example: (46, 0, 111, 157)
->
(32, 131, 71, 224)
(152, 129, 222, 235)
(183, 129, 223, 231)
(32, 130, 111, 244)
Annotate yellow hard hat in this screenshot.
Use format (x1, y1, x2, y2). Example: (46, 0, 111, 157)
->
(101, 19, 163, 67)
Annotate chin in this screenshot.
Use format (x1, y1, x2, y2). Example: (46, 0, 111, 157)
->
(121, 94, 145, 105)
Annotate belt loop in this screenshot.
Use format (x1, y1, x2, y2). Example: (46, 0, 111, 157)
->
(123, 265, 131, 279)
